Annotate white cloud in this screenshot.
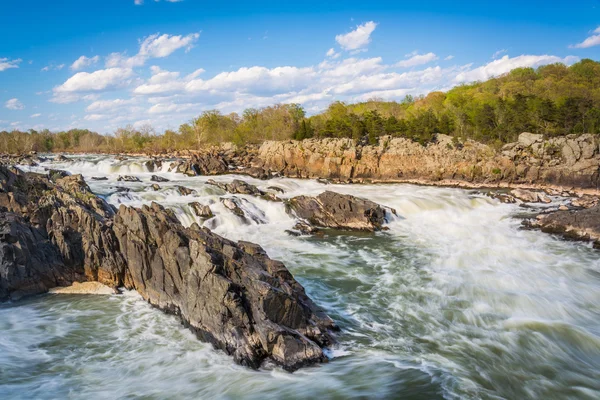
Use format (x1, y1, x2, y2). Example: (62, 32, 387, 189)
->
(326, 48, 341, 59)
(570, 26, 600, 49)
(71, 55, 100, 71)
(0, 58, 22, 72)
(396, 52, 438, 68)
(41, 63, 66, 72)
(335, 21, 377, 51)
(455, 54, 579, 82)
(492, 49, 507, 59)
(106, 32, 200, 68)
(5, 98, 24, 110)
(54, 68, 134, 93)
(30, 113, 41, 118)
(444, 55, 454, 61)
(86, 98, 137, 112)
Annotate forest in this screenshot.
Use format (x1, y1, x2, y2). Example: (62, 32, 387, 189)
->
(2, 59, 599, 154)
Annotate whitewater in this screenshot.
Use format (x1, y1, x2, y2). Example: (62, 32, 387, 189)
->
(1, 154, 599, 399)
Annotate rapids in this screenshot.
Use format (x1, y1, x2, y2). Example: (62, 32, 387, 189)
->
(1, 154, 600, 399)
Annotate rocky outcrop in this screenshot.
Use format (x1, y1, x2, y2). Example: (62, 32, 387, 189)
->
(526, 206, 600, 248)
(254, 133, 600, 189)
(0, 166, 338, 371)
(175, 185, 195, 196)
(117, 175, 141, 182)
(207, 179, 263, 196)
(510, 189, 551, 203)
(170, 152, 229, 176)
(113, 202, 337, 371)
(286, 191, 395, 232)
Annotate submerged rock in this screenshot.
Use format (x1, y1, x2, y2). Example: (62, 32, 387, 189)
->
(113, 202, 337, 371)
(91, 176, 108, 181)
(150, 183, 161, 191)
(286, 191, 395, 232)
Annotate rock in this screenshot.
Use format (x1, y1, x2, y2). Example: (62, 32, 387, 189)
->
(189, 202, 213, 218)
(47, 169, 71, 182)
(150, 183, 161, 191)
(113, 202, 337, 371)
(220, 197, 246, 218)
(151, 175, 170, 182)
(558, 205, 569, 211)
(518, 132, 543, 147)
(510, 189, 551, 203)
(144, 160, 162, 172)
(570, 195, 599, 209)
(487, 192, 516, 204)
(176, 153, 229, 176)
(175, 185, 195, 196)
(0, 166, 338, 371)
(527, 205, 600, 248)
(91, 176, 108, 181)
(286, 221, 321, 236)
(286, 191, 394, 231)
(268, 186, 285, 194)
(207, 179, 264, 196)
(55, 155, 68, 162)
(117, 175, 141, 182)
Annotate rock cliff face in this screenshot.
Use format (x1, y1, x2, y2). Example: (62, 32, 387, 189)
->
(253, 133, 600, 189)
(0, 166, 337, 371)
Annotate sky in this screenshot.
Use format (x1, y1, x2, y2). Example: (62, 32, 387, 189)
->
(0, 0, 599, 134)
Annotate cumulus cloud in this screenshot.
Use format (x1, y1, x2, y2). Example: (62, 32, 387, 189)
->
(86, 98, 138, 112)
(492, 49, 508, 59)
(335, 21, 377, 51)
(106, 32, 200, 68)
(0, 58, 22, 72)
(570, 27, 600, 49)
(71, 55, 100, 71)
(51, 68, 134, 103)
(396, 52, 438, 68)
(5, 98, 24, 110)
(455, 54, 579, 82)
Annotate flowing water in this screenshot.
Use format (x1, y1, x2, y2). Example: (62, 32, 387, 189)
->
(2, 154, 600, 399)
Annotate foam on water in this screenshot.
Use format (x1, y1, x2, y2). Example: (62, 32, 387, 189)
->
(2, 155, 600, 399)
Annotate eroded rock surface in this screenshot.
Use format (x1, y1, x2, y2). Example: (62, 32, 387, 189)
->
(527, 206, 600, 248)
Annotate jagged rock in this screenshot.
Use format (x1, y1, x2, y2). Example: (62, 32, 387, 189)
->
(0, 166, 339, 371)
(113, 202, 337, 371)
(176, 185, 195, 196)
(175, 153, 229, 176)
(0, 211, 82, 301)
(526, 206, 600, 248)
(150, 183, 161, 191)
(207, 179, 264, 196)
(510, 189, 551, 203)
(286, 191, 394, 231)
(189, 202, 213, 218)
(91, 176, 108, 181)
(151, 175, 170, 182)
(117, 175, 141, 182)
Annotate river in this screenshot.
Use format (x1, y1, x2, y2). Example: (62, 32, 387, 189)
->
(1, 154, 599, 399)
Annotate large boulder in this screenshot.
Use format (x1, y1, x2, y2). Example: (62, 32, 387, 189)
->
(518, 132, 543, 147)
(286, 191, 394, 231)
(113, 202, 337, 371)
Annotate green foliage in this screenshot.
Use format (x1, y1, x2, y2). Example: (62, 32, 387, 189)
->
(2, 60, 600, 154)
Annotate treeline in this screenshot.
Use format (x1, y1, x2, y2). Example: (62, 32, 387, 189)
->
(2, 59, 600, 154)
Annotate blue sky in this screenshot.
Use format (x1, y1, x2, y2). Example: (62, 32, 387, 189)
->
(0, 0, 599, 133)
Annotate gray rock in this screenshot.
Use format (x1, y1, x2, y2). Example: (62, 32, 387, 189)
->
(189, 202, 213, 218)
(150, 175, 170, 182)
(117, 175, 141, 182)
(518, 132, 543, 147)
